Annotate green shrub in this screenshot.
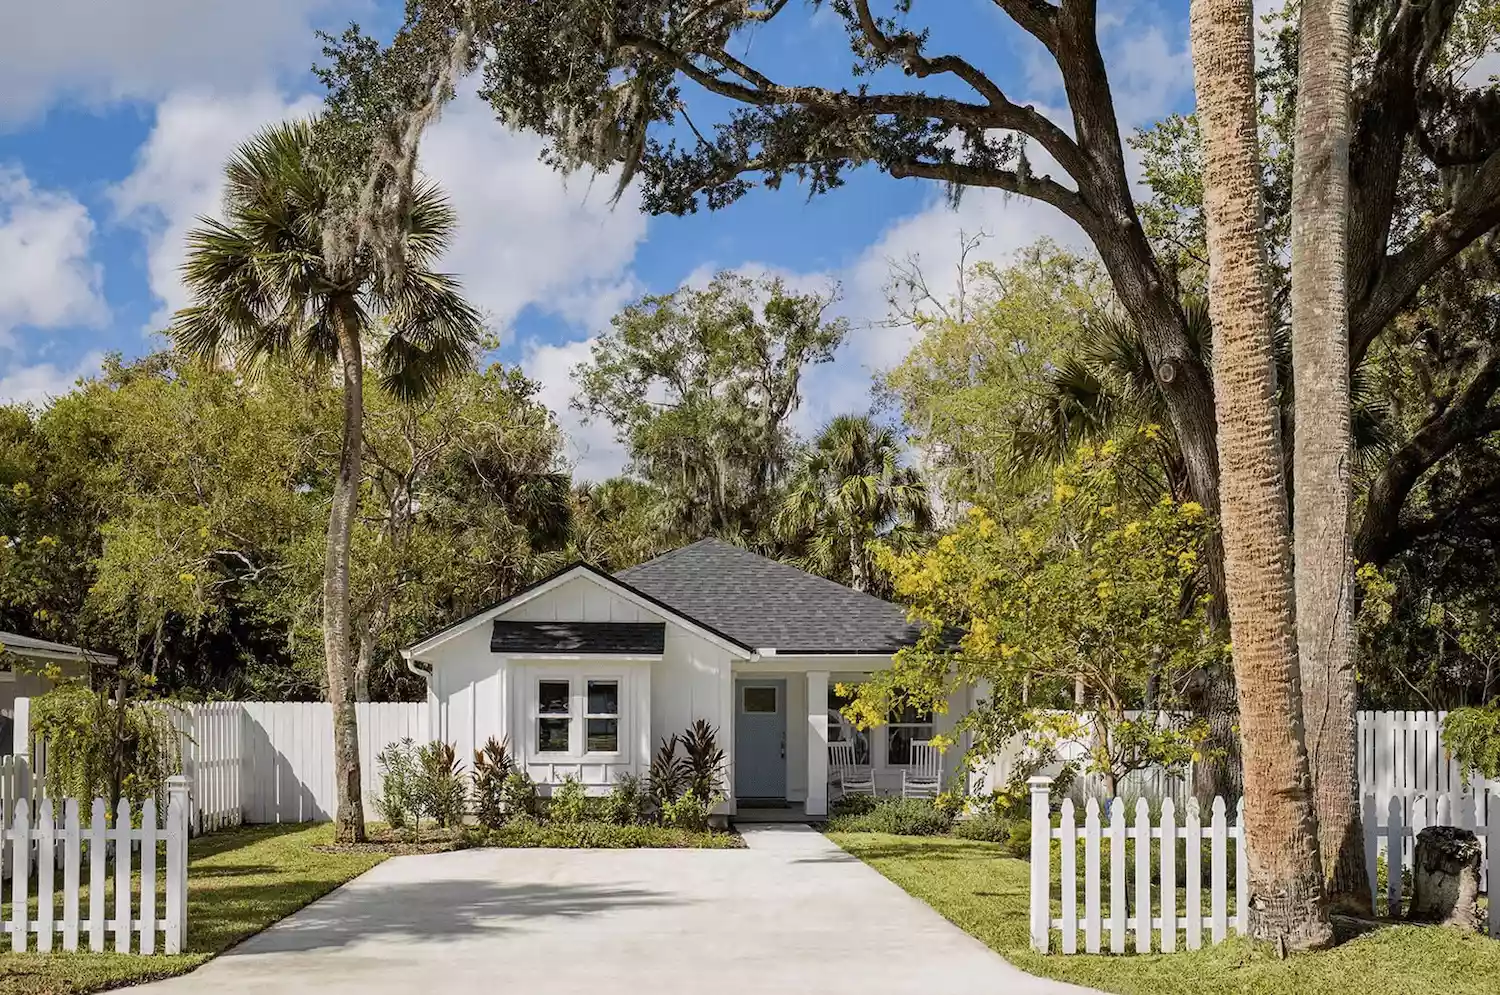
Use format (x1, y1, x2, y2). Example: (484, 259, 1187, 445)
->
(473, 817, 743, 849)
(30, 681, 181, 808)
(502, 769, 539, 818)
(830, 794, 879, 817)
(952, 810, 1016, 844)
(661, 789, 715, 831)
(471, 736, 513, 828)
(826, 797, 953, 836)
(550, 775, 590, 824)
(605, 773, 647, 825)
(375, 738, 422, 831)
(416, 741, 468, 828)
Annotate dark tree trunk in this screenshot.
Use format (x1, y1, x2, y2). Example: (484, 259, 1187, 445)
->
(326, 304, 367, 844)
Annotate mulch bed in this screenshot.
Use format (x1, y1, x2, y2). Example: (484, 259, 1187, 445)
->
(313, 828, 470, 856)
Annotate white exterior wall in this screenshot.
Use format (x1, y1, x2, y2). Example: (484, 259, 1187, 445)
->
(421, 574, 736, 794)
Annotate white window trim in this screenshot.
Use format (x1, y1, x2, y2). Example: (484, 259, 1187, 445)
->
(583, 677, 623, 758)
(526, 667, 631, 763)
(534, 677, 574, 756)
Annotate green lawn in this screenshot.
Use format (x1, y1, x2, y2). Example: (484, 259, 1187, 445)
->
(831, 832, 1500, 995)
(0, 824, 385, 995)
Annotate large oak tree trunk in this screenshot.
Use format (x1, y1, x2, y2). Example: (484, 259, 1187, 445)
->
(1291, 0, 1368, 912)
(1190, 0, 1333, 950)
(327, 306, 367, 844)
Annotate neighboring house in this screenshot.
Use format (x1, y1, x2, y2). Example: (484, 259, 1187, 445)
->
(0, 631, 114, 754)
(402, 538, 975, 817)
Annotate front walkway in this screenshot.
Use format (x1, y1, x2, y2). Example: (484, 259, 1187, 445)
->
(124, 825, 1100, 994)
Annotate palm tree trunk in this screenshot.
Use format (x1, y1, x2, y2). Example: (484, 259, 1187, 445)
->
(1291, 0, 1365, 912)
(354, 627, 376, 704)
(1190, 0, 1332, 950)
(326, 303, 367, 843)
(849, 534, 868, 593)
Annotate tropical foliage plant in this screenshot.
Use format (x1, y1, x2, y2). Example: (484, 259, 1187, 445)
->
(850, 430, 1222, 797)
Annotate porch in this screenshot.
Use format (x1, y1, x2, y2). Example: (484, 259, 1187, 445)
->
(729, 667, 965, 819)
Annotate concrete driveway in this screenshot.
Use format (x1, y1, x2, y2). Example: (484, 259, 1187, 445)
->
(125, 825, 1099, 995)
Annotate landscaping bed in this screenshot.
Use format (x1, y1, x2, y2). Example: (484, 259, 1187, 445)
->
(831, 831, 1500, 995)
(0, 823, 385, 995)
(317, 819, 743, 854)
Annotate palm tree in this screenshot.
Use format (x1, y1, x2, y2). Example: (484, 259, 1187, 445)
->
(1290, 0, 1364, 912)
(171, 120, 482, 842)
(775, 415, 933, 593)
(1190, 0, 1333, 949)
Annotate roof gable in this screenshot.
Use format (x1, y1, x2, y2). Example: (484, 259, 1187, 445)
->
(615, 538, 921, 655)
(403, 562, 754, 659)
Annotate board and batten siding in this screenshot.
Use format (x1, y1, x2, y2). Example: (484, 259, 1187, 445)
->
(424, 574, 732, 791)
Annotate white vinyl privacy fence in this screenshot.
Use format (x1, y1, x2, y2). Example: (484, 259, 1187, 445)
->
(15, 699, 427, 830)
(2, 776, 189, 953)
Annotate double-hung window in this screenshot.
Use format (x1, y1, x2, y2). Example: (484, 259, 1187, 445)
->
(586, 679, 620, 753)
(534, 675, 625, 757)
(886, 703, 935, 766)
(536, 679, 573, 753)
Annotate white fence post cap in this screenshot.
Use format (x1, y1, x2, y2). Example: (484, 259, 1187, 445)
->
(166, 775, 190, 794)
(1028, 775, 1054, 790)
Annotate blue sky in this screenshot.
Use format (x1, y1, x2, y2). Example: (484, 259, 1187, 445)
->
(0, 0, 1195, 479)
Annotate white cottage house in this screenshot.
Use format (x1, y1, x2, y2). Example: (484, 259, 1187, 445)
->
(401, 538, 973, 818)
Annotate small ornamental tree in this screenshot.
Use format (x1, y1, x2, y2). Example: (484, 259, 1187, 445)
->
(849, 429, 1225, 798)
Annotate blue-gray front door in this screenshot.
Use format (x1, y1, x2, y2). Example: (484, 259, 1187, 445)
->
(734, 679, 787, 800)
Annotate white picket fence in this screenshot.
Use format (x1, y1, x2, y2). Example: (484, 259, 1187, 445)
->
(1364, 790, 1499, 932)
(15, 699, 428, 829)
(2, 776, 189, 954)
(1031, 778, 1500, 955)
(1027, 776, 1248, 954)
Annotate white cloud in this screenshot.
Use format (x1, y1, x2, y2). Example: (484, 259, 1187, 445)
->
(520, 335, 627, 482)
(0, 351, 104, 407)
(797, 187, 1088, 433)
(420, 90, 649, 339)
(111, 90, 325, 331)
(0, 167, 108, 349)
(0, 0, 355, 125)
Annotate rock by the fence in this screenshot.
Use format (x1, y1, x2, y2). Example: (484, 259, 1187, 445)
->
(1407, 825, 1483, 931)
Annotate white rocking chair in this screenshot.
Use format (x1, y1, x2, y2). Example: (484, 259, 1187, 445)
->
(829, 741, 875, 799)
(902, 741, 942, 799)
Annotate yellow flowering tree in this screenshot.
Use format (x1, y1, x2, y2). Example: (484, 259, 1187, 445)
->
(852, 429, 1224, 799)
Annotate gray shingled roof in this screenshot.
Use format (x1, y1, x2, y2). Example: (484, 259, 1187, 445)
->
(615, 538, 922, 655)
(0, 631, 116, 662)
(490, 621, 665, 655)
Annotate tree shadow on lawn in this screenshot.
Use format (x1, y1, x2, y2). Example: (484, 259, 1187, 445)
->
(211, 878, 680, 955)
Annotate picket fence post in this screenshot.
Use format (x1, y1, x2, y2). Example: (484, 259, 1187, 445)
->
(1109, 798, 1126, 954)
(1210, 797, 1227, 944)
(1385, 796, 1405, 918)
(1060, 799, 1076, 954)
(165, 776, 190, 954)
(1133, 798, 1150, 953)
(1028, 776, 1052, 953)
(1185, 798, 1202, 951)
(1160, 798, 1177, 953)
(1084, 798, 1101, 953)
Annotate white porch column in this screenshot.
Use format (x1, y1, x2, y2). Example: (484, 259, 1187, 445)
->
(806, 671, 829, 817)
